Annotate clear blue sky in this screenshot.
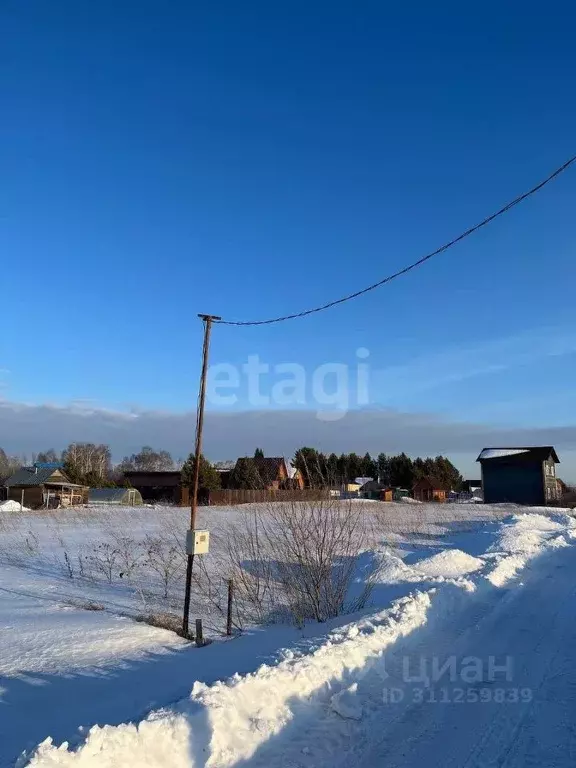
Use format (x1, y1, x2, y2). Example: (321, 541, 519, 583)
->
(1, 1, 575, 449)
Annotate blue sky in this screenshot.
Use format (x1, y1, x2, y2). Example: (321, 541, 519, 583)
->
(1, 1, 575, 469)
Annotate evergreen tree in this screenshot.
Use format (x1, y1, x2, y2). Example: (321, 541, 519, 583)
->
(326, 453, 339, 485)
(253, 448, 264, 459)
(293, 447, 326, 488)
(412, 457, 427, 481)
(377, 453, 391, 485)
(0, 448, 10, 483)
(346, 453, 363, 483)
(336, 454, 348, 485)
(181, 453, 221, 491)
(432, 456, 463, 491)
(388, 453, 415, 489)
(229, 458, 263, 489)
(361, 452, 377, 479)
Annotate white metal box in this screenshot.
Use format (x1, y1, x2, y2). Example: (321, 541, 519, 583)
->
(186, 529, 210, 555)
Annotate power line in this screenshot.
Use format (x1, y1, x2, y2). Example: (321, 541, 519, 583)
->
(216, 154, 576, 326)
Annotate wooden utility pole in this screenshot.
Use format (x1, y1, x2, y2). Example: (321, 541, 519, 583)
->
(226, 578, 234, 636)
(182, 313, 221, 638)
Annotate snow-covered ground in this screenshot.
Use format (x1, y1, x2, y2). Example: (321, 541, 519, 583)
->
(1, 502, 574, 767)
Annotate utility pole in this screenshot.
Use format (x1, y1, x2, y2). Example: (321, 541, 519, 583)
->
(182, 313, 221, 638)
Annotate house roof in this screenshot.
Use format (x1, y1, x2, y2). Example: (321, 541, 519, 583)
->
(476, 446, 560, 463)
(123, 470, 182, 487)
(360, 480, 384, 491)
(3, 466, 77, 487)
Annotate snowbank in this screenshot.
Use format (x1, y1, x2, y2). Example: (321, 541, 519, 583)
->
(26, 512, 576, 768)
(0, 499, 30, 512)
(414, 549, 484, 578)
(486, 512, 575, 586)
(29, 592, 435, 767)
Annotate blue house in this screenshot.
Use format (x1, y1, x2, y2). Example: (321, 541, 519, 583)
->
(476, 447, 560, 505)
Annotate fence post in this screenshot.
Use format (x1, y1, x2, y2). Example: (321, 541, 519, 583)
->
(226, 579, 234, 636)
(195, 618, 204, 647)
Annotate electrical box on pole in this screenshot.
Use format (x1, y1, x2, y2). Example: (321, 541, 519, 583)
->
(186, 529, 210, 556)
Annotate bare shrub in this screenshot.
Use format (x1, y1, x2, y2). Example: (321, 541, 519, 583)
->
(222, 509, 279, 625)
(144, 535, 185, 599)
(25, 530, 40, 556)
(266, 499, 374, 622)
(62, 551, 74, 578)
(221, 500, 376, 626)
(109, 534, 145, 580)
(88, 542, 121, 583)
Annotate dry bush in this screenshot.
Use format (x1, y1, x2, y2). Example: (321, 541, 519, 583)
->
(144, 535, 186, 599)
(220, 499, 376, 626)
(88, 542, 122, 583)
(80, 601, 105, 611)
(135, 611, 184, 634)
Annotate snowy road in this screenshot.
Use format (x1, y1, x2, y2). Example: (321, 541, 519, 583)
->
(347, 544, 576, 768)
(227, 535, 576, 768)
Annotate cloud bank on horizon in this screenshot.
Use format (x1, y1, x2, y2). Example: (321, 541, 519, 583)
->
(1, 400, 575, 479)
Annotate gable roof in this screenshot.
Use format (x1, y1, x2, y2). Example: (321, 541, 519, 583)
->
(360, 479, 384, 491)
(3, 466, 75, 487)
(476, 446, 559, 463)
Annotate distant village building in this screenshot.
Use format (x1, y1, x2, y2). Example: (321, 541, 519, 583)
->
(231, 456, 304, 490)
(413, 476, 448, 503)
(476, 447, 560, 505)
(461, 479, 482, 494)
(123, 470, 185, 504)
(3, 464, 88, 508)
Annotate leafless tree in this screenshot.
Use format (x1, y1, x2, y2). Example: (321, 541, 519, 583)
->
(117, 446, 175, 473)
(62, 442, 112, 484)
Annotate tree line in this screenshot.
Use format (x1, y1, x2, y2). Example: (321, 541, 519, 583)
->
(0, 443, 463, 492)
(181, 447, 464, 492)
(0, 444, 181, 487)
(292, 447, 463, 491)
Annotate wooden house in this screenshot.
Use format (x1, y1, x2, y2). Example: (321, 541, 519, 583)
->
(123, 470, 186, 504)
(476, 446, 560, 505)
(413, 476, 448, 503)
(3, 465, 88, 508)
(231, 457, 304, 491)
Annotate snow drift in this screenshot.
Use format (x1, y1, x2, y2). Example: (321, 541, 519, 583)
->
(26, 512, 576, 768)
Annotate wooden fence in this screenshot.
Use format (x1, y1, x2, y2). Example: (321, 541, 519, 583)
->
(205, 488, 330, 506)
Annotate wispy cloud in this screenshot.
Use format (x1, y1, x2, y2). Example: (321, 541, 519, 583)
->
(372, 326, 576, 398)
